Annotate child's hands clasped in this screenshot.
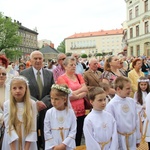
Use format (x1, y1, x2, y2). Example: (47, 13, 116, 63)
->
(53, 143, 66, 150)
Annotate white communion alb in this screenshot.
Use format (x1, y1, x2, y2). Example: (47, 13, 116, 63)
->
(44, 107, 76, 150)
(83, 109, 118, 150)
(106, 94, 141, 150)
(2, 100, 37, 150)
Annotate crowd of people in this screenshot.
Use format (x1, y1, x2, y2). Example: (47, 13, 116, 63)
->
(0, 52, 150, 150)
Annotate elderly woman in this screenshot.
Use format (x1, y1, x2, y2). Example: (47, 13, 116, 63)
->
(0, 55, 13, 83)
(56, 56, 88, 146)
(0, 55, 9, 69)
(128, 58, 144, 97)
(0, 66, 10, 148)
(100, 55, 125, 97)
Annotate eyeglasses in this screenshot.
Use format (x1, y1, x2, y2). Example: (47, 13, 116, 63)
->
(0, 73, 6, 76)
(74, 55, 79, 58)
(59, 58, 66, 60)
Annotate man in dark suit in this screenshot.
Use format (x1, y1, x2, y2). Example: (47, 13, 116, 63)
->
(20, 50, 54, 150)
(83, 58, 102, 91)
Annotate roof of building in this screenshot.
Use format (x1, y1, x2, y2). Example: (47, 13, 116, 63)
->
(66, 28, 123, 39)
(40, 46, 59, 54)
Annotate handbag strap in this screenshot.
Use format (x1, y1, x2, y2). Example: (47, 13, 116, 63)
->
(76, 74, 81, 84)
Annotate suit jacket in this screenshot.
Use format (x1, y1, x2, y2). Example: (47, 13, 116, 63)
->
(20, 67, 55, 147)
(20, 67, 54, 107)
(83, 69, 102, 90)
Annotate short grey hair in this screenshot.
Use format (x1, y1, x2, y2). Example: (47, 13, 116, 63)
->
(57, 53, 66, 60)
(63, 56, 76, 66)
(30, 50, 43, 60)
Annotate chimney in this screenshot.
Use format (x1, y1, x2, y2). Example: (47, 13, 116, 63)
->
(50, 43, 54, 48)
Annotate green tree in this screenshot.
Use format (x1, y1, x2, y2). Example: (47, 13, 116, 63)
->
(4, 49, 22, 61)
(57, 40, 65, 53)
(0, 12, 22, 52)
(81, 53, 87, 58)
(66, 52, 72, 56)
(96, 53, 103, 59)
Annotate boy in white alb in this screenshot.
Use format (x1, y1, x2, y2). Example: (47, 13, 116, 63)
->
(106, 76, 141, 150)
(83, 87, 118, 150)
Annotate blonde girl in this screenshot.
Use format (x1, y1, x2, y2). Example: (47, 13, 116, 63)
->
(2, 76, 37, 150)
(44, 84, 76, 150)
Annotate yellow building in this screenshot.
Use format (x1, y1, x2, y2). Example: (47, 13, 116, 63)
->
(125, 0, 150, 57)
(65, 29, 123, 56)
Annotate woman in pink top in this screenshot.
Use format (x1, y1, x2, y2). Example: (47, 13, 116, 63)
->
(56, 56, 88, 146)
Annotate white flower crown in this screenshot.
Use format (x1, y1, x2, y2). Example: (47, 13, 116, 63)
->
(51, 84, 71, 94)
(11, 76, 29, 85)
(137, 79, 149, 82)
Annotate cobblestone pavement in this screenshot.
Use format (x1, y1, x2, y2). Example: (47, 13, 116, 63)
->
(137, 141, 148, 150)
(76, 141, 148, 150)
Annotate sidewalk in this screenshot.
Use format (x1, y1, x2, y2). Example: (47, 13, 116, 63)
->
(76, 141, 148, 150)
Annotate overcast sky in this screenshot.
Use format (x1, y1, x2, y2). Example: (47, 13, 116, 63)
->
(0, 0, 126, 48)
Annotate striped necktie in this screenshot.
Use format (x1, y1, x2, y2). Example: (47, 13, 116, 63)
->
(37, 70, 43, 98)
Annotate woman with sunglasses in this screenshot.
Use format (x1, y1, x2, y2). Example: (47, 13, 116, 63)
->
(0, 55, 14, 84)
(100, 55, 126, 98)
(0, 66, 10, 148)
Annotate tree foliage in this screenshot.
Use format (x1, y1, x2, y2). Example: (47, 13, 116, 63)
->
(96, 53, 103, 56)
(81, 53, 87, 58)
(4, 49, 22, 61)
(57, 40, 65, 53)
(0, 12, 22, 52)
(66, 52, 72, 56)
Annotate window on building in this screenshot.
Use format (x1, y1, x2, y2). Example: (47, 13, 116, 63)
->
(136, 45, 140, 56)
(71, 42, 73, 48)
(145, 0, 148, 12)
(93, 40, 96, 46)
(130, 28, 133, 38)
(145, 21, 149, 34)
(79, 41, 81, 47)
(86, 41, 88, 47)
(83, 41, 85, 47)
(74, 42, 76, 48)
(77, 41, 79, 48)
(135, 6, 139, 17)
(129, 9, 132, 20)
(136, 25, 139, 36)
(130, 46, 133, 56)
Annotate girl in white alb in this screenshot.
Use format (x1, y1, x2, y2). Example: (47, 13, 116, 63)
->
(143, 92, 150, 149)
(44, 84, 76, 150)
(2, 76, 37, 150)
(133, 77, 149, 129)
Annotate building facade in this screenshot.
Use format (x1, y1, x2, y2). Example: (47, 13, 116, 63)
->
(38, 39, 53, 49)
(65, 29, 123, 57)
(125, 0, 150, 57)
(17, 21, 38, 58)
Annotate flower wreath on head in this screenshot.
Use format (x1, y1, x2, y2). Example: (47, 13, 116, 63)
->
(11, 76, 29, 85)
(51, 84, 71, 94)
(137, 79, 149, 83)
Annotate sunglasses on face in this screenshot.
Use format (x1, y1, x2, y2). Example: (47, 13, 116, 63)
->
(74, 55, 79, 58)
(59, 58, 66, 60)
(0, 73, 6, 76)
